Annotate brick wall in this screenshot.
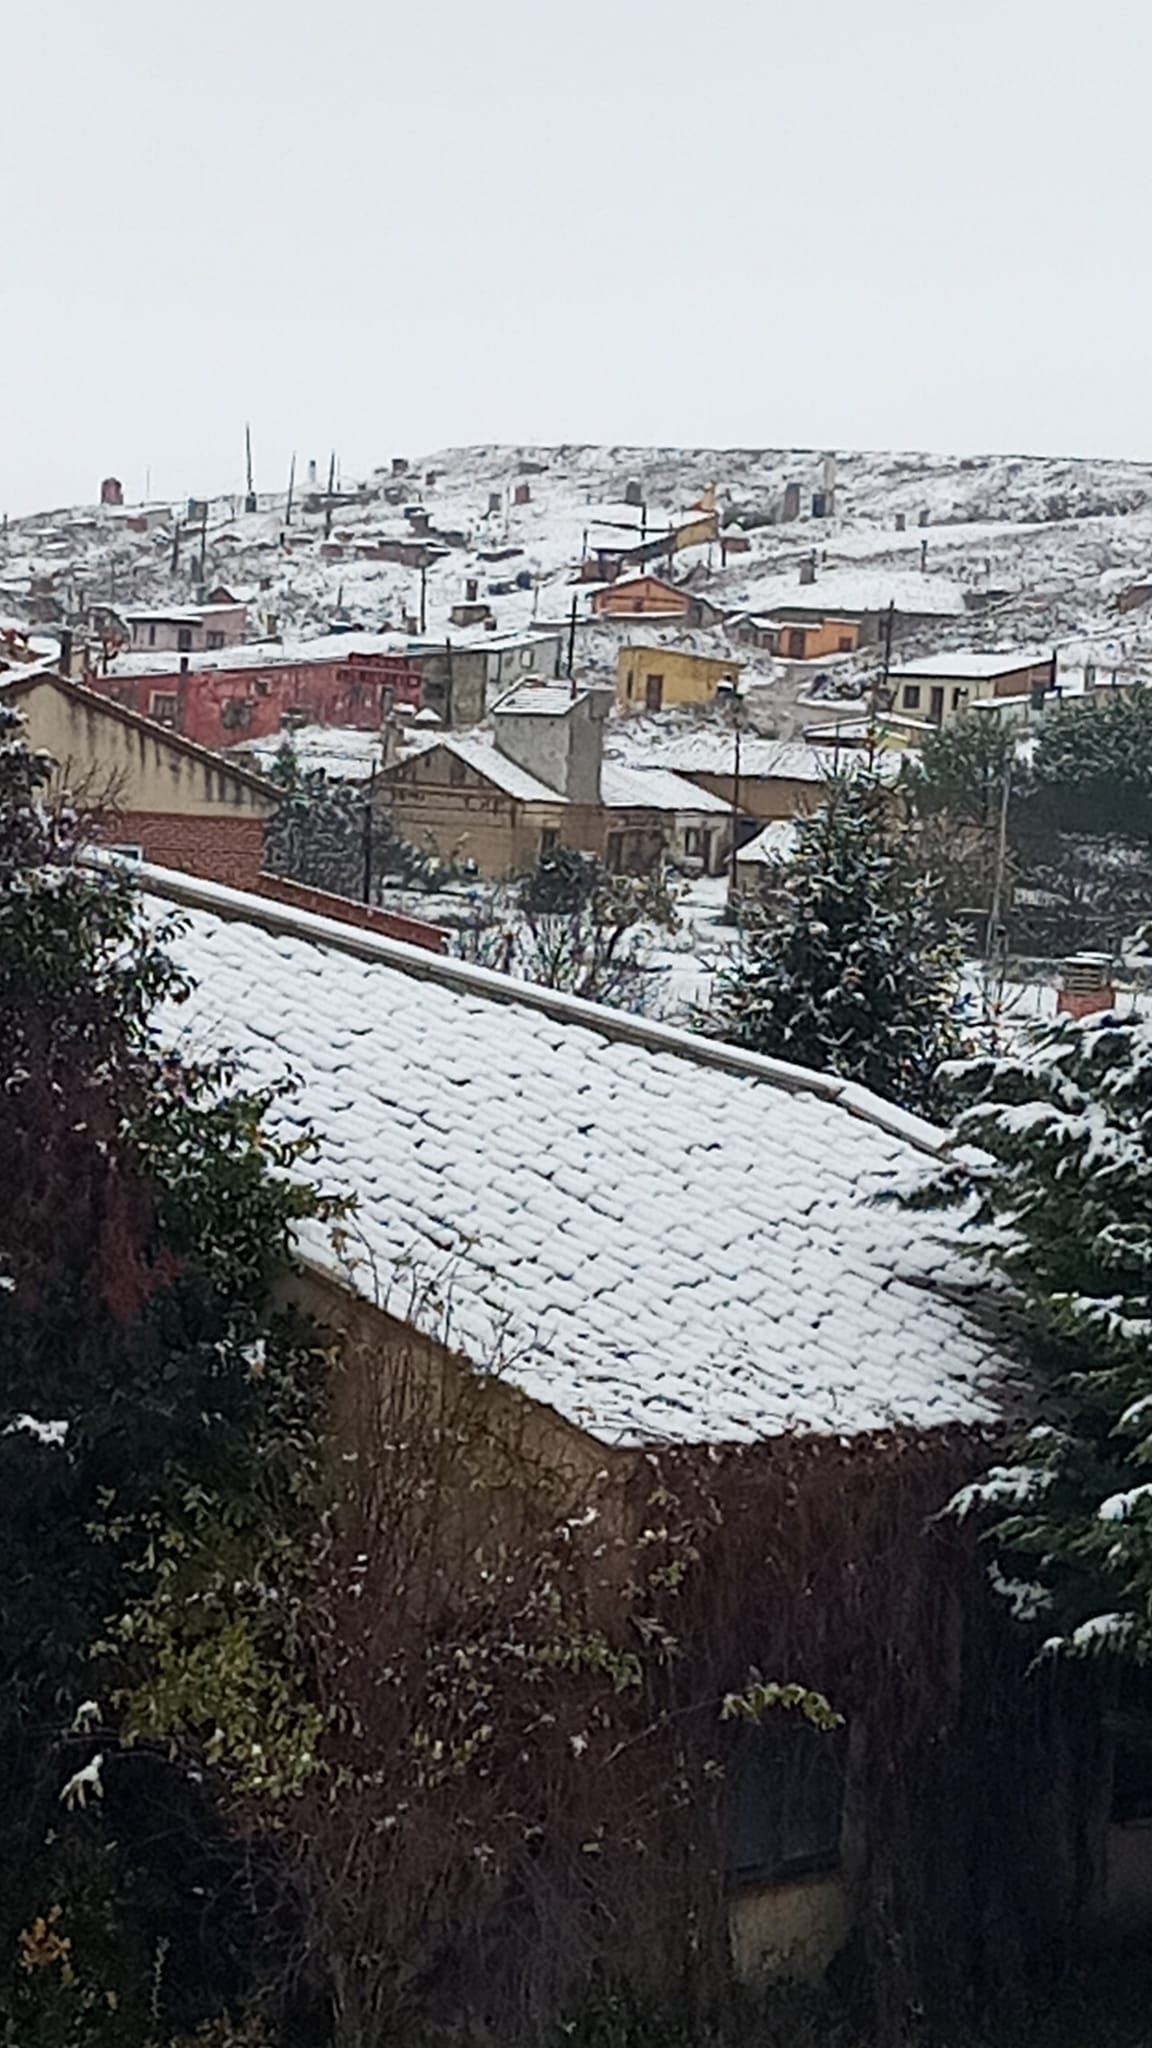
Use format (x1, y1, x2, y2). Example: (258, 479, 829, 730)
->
(255, 873, 447, 953)
(102, 812, 266, 890)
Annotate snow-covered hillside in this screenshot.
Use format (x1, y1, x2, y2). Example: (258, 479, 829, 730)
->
(7, 442, 1152, 676)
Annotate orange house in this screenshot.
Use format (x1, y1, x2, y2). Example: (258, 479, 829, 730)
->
(591, 574, 691, 621)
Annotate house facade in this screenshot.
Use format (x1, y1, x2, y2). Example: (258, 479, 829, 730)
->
(888, 649, 1055, 726)
(0, 669, 279, 888)
(615, 642, 743, 715)
(123, 600, 249, 654)
(90, 634, 423, 749)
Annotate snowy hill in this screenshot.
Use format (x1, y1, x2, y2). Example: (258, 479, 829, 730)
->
(7, 442, 1152, 679)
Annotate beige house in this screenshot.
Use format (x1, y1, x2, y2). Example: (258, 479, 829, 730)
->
(382, 684, 732, 876)
(888, 650, 1055, 726)
(0, 668, 278, 888)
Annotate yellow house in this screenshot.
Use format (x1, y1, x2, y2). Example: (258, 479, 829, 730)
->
(616, 643, 744, 715)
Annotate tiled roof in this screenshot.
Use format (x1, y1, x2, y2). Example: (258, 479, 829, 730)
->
(142, 865, 1009, 1451)
(599, 764, 733, 813)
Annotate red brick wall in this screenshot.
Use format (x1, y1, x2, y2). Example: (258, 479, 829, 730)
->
(255, 873, 447, 953)
(87, 653, 422, 750)
(100, 812, 266, 890)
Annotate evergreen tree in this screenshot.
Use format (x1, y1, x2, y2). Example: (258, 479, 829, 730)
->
(928, 1014, 1152, 1663)
(710, 773, 966, 1117)
(0, 708, 336, 2043)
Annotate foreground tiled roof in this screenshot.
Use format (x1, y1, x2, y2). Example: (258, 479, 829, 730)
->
(143, 866, 1007, 1449)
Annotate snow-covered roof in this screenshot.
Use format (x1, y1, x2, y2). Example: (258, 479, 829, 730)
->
(724, 569, 967, 620)
(106, 630, 413, 678)
(607, 721, 835, 784)
(599, 764, 733, 813)
(736, 818, 802, 864)
(890, 648, 1050, 681)
(495, 682, 589, 716)
(140, 863, 1009, 1450)
(426, 733, 566, 804)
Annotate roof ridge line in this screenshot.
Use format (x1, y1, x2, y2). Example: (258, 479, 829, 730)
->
(129, 857, 948, 1159)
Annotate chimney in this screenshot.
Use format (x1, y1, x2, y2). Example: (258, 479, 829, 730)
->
(1057, 953, 1116, 1020)
(493, 683, 612, 804)
(465, 577, 479, 604)
(58, 628, 73, 678)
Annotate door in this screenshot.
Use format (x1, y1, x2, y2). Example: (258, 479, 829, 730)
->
(787, 629, 806, 660)
(644, 673, 664, 712)
(929, 685, 945, 723)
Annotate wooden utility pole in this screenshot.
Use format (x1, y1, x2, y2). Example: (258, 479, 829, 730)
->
(566, 592, 578, 686)
(323, 451, 337, 539)
(245, 424, 257, 513)
(285, 451, 296, 528)
(727, 701, 743, 899)
(362, 758, 377, 904)
(419, 559, 427, 635)
(868, 601, 895, 771)
(198, 499, 209, 588)
(170, 521, 181, 575)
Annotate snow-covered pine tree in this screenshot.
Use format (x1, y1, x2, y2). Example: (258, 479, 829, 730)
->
(932, 1015, 1152, 1662)
(710, 771, 965, 1118)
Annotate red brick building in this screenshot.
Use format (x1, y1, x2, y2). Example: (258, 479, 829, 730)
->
(88, 635, 422, 751)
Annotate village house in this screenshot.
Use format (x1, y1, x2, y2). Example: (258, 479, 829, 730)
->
(414, 627, 565, 729)
(605, 721, 842, 825)
(131, 861, 1152, 2005)
(0, 668, 279, 887)
(91, 632, 423, 748)
(887, 648, 1056, 726)
(728, 612, 862, 661)
(615, 641, 744, 715)
(379, 683, 733, 877)
(590, 573, 724, 627)
(122, 599, 250, 655)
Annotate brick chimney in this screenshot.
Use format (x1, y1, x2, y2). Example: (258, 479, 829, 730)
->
(1056, 952, 1116, 1019)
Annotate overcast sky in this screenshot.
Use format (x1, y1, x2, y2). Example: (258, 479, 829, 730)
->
(3, 0, 1148, 513)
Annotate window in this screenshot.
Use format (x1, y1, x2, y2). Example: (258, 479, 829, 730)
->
(952, 686, 967, 711)
(177, 627, 193, 653)
(540, 827, 559, 855)
(902, 684, 922, 710)
(644, 673, 664, 713)
(684, 827, 706, 858)
(206, 630, 225, 650)
(837, 635, 853, 653)
(723, 1719, 846, 1888)
(147, 623, 156, 648)
(148, 691, 178, 724)
(929, 685, 945, 722)
(625, 670, 635, 700)
(106, 843, 144, 863)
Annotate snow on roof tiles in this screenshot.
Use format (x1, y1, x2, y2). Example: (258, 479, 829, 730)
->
(143, 865, 1007, 1451)
(599, 764, 733, 813)
(890, 648, 1049, 681)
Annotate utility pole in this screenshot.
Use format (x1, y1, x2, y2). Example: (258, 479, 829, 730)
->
(868, 600, 895, 771)
(324, 450, 336, 540)
(285, 451, 296, 528)
(419, 558, 427, 636)
(198, 499, 209, 589)
(245, 425, 257, 514)
(170, 521, 181, 575)
(362, 758, 377, 904)
(985, 754, 1013, 965)
(566, 592, 578, 686)
(727, 695, 744, 898)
